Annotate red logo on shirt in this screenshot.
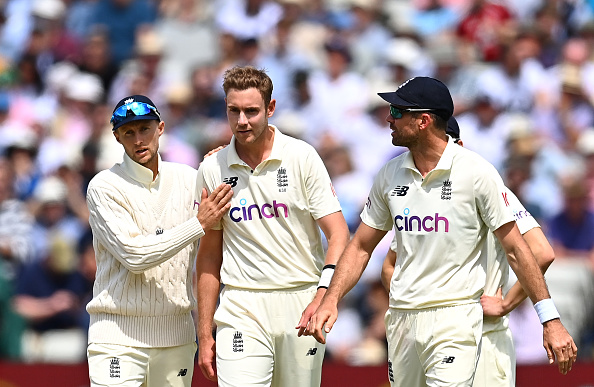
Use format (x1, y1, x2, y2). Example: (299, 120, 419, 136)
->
(502, 192, 509, 206)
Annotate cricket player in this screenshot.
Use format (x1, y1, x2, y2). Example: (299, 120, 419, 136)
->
(195, 66, 350, 387)
(307, 77, 576, 387)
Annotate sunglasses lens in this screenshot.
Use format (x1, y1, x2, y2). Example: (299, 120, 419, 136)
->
(390, 105, 403, 119)
(110, 102, 156, 125)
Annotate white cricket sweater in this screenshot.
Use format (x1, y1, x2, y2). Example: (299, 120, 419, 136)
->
(86, 153, 204, 348)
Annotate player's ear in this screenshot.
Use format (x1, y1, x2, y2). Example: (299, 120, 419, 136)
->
(157, 120, 165, 136)
(267, 99, 276, 118)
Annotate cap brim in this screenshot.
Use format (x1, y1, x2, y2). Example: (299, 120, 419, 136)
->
(112, 115, 160, 131)
(377, 91, 419, 108)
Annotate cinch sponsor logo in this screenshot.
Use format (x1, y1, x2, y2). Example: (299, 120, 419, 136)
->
(513, 209, 532, 221)
(230, 198, 288, 223)
(394, 208, 450, 232)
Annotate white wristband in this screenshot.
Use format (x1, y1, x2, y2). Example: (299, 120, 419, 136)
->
(317, 265, 335, 289)
(534, 298, 560, 324)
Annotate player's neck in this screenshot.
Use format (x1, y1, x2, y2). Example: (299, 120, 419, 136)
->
(236, 127, 275, 169)
(410, 137, 447, 177)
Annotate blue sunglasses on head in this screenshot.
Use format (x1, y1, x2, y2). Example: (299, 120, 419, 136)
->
(110, 102, 161, 126)
(389, 105, 434, 119)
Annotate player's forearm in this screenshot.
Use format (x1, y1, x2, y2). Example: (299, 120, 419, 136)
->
(325, 242, 370, 304)
(195, 230, 223, 342)
(507, 245, 551, 303)
(318, 212, 350, 266)
(323, 230, 349, 267)
(502, 282, 527, 314)
(503, 228, 556, 313)
(196, 272, 220, 342)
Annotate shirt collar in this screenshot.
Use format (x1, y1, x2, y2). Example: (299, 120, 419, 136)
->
(226, 125, 287, 167)
(121, 152, 161, 186)
(402, 136, 457, 174)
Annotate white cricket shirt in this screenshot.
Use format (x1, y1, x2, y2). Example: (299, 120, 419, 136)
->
(483, 188, 540, 333)
(362, 137, 515, 309)
(197, 127, 341, 290)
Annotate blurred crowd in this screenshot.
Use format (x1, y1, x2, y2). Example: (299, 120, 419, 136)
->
(0, 0, 594, 367)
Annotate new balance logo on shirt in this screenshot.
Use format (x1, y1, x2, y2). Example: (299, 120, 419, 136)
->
(391, 186, 409, 197)
(306, 348, 317, 356)
(441, 356, 456, 364)
(177, 369, 187, 376)
(223, 176, 239, 187)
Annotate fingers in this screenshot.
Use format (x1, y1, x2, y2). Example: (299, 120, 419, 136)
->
(551, 341, 575, 375)
(308, 316, 334, 344)
(200, 363, 216, 381)
(296, 317, 307, 337)
(564, 341, 577, 373)
(210, 183, 232, 200)
(203, 184, 233, 212)
(496, 287, 503, 298)
(218, 188, 233, 211)
(296, 311, 313, 337)
(546, 346, 554, 365)
(324, 315, 336, 334)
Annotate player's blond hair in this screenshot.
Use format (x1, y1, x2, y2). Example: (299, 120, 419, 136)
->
(222, 66, 274, 106)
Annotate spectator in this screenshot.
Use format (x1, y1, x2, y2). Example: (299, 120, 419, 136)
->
(154, 0, 219, 83)
(345, 0, 392, 76)
(77, 30, 119, 94)
(108, 28, 168, 107)
(89, 0, 157, 66)
(547, 178, 594, 267)
(456, 0, 517, 62)
(29, 0, 81, 69)
(0, 158, 34, 360)
(13, 233, 89, 363)
(214, 0, 283, 40)
(30, 176, 86, 264)
(456, 94, 510, 172)
(306, 37, 369, 147)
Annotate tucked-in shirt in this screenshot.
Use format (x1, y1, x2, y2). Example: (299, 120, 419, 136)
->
(363, 137, 514, 309)
(197, 127, 341, 290)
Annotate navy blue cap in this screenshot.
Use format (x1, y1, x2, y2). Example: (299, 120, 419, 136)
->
(446, 116, 460, 139)
(111, 94, 161, 131)
(378, 77, 454, 121)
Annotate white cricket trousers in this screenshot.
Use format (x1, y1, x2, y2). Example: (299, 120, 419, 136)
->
(214, 284, 325, 387)
(87, 341, 197, 387)
(385, 303, 483, 387)
(472, 328, 515, 387)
